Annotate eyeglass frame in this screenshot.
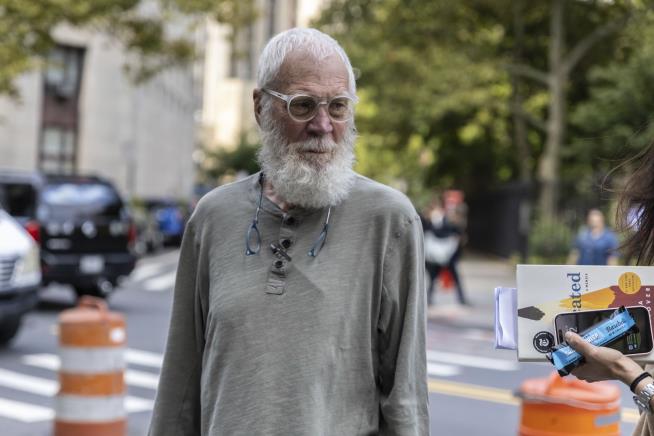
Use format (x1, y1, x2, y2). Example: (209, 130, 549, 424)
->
(261, 88, 358, 123)
(245, 172, 331, 258)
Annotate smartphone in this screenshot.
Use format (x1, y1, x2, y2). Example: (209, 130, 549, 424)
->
(554, 306, 654, 356)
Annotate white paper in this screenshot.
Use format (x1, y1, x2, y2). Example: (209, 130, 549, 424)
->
(494, 287, 518, 350)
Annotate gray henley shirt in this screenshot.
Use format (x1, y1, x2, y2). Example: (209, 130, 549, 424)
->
(148, 172, 429, 435)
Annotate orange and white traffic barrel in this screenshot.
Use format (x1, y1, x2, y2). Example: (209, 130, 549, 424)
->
(516, 371, 620, 436)
(55, 296, 127, 436)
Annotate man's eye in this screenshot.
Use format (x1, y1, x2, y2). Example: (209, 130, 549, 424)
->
(329, 99, 349, 115)
(290, 98, 316, 115)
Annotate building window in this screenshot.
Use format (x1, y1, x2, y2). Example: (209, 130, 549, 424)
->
(39, 44, 85, 174)
(39, 126, 76, 175)
(44, 46, 84, 100)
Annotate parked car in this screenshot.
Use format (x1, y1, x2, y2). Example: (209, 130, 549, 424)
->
(0, 171, 137, 299)
(0, 208, 41, 346)
(144, 198, 187, 246)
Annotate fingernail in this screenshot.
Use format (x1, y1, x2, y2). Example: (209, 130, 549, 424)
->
(564, 331, 573, 341)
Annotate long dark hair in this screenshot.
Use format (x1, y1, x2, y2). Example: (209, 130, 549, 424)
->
(617, 144, 654, 264)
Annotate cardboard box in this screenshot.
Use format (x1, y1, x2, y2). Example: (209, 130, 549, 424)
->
(517, 264, 654, 362)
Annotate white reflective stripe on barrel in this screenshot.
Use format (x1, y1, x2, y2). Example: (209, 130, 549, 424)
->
(55, 394, 126, 422)
(59, 347, 124, 373)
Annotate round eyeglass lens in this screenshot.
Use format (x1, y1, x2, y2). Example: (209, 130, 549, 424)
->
(328, 97, 352, 121)
(288, 96, 318, 121)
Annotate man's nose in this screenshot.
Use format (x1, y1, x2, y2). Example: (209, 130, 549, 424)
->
(306, 106, 333, 135)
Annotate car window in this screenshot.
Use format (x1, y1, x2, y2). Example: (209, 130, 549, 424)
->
(41, 182, 123, 219)
(0, 183, 37, 219)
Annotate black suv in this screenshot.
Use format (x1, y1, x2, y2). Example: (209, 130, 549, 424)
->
(0, 171, 137, 298)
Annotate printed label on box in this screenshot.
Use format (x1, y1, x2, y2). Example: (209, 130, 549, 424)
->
(517, 265, 654, 362)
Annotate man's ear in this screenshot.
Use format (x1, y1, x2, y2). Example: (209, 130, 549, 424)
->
(253, 89, 263, 127)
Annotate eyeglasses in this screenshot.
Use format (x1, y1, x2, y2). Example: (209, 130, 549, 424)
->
(245, 173, 331, 258)
(262, 88, 357, 123)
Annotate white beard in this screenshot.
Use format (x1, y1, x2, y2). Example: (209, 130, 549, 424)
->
(257, 115, 357, 209)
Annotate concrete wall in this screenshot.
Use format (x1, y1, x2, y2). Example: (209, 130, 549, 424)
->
(0, 25, 198, 201)
(0, 72, 42, 171)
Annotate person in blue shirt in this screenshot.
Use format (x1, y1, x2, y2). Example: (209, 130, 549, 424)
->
(568, 208, 619, 265)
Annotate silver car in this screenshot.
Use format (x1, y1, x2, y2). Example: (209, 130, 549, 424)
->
(0, 208, 41, 346)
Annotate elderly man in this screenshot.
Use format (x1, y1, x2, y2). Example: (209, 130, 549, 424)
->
(149, 28, 428, 435)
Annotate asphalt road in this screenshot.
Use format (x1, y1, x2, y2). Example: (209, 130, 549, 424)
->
(0, 249, 641, 435)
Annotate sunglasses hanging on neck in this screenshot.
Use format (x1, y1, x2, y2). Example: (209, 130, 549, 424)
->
(245, 173, 331, 258)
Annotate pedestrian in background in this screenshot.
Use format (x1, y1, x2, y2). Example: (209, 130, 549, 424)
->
(567, 208, 620, 265)
(421, 195, 467, 306)
(560, 144, 654, 435)
(148, 28, 428, 436)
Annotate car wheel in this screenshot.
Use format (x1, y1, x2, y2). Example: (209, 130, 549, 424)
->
(0, 316, 22, 347)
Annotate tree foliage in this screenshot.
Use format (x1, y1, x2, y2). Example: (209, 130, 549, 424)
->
(316, 0, 651, 213)
(318, 0, 515, 200)
(571, 11, 654, 174)
(200, 134, 260, 185)
(0, 0, 255, 96)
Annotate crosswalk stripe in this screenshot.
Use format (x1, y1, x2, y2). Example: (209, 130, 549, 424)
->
(141, 271, 176, 292)
(126, 349, 163, 368)
(22, 354, 160, 389)
(0, 397, 54, 423)
(0, 367, 154, 419)
(23, 354, 67, 371)
(427, 362, 461, 377)
(427, 350, 518, 371)
(130, 263, 168, 282)
(0, 368, 56, 396)
(125, 396, 155, 413)
(125, 369, 159, 389)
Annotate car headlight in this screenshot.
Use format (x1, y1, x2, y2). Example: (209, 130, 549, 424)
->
(12, 244, 41, 288)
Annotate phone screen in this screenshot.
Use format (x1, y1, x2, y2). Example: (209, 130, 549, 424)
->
(554, 306, 654, 355)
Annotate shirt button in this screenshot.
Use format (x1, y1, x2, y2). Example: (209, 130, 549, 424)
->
(281, 239, 292, 249)
(274, 260, 284, 269)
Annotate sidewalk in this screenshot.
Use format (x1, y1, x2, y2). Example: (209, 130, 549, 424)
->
(426, 252, 516, 331)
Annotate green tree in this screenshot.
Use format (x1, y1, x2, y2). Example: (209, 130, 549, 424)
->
(519, 0, 633, 219)
(318, 0, 516, 200)
(200, 134, 260, 185)
(316, 0, 643, 216)
(0, 0, 255, 96)
(571, 11, 654, 182)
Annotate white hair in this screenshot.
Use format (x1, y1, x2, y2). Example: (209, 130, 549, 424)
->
(256, 28, 356, 95)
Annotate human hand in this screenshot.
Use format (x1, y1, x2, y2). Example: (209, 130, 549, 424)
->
(564, 331, 643, 385)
